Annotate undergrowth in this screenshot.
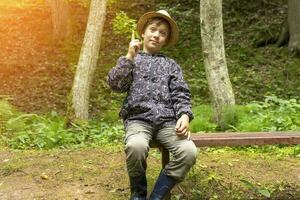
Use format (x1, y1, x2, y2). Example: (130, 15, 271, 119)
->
(0, 100, 124, 150)
(1, 95, 299, 152)
(190, 95, 300, 133)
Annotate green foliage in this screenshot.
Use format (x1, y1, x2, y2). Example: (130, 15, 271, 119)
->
(4, 95, 298, 150)
(220, 105, 239, 130)
(0, 100, 17, 120)
(190, 96, 300, 133)
(227, 46, 300, 103)
(0, 100, 19, 134)
(240, 178, 271, 198)
(112, 11, 137, 39)
(236, 96, 300, 131)
(251, 21, 278, 47)
(4, 112, 70, 149)
(189, 105, 217, 133)
(0, 101, 124, 150)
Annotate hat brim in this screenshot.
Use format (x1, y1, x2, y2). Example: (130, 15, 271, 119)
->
(136, 12, 179, 46)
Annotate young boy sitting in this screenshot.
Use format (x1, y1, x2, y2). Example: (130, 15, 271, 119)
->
(107, 10, 197, 200)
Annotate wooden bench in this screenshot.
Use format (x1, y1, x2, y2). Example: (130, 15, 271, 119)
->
(151, 131, 300, 200)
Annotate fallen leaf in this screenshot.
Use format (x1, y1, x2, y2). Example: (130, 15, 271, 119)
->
(40, 173, 49, 180)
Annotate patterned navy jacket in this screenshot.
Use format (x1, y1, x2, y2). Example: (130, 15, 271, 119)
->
(107, 52, 193, 127)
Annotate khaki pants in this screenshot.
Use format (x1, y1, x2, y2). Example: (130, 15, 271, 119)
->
(124, 120, 197, 181)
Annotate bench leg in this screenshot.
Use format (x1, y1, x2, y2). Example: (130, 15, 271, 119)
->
(161, 147, 171, 200)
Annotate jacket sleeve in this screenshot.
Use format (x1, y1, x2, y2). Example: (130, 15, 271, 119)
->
(169, 61, 194, 121)
(107, 56, 135, 93)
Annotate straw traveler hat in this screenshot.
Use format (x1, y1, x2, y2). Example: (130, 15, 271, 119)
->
(136, 10, 179, 46)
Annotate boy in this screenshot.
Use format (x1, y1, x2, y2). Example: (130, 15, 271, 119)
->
(107, 10, 197, 200)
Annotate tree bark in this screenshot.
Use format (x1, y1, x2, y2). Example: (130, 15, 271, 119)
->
(200, 0, 235, 128)
(276, 20, 289, 47)
(46, 0, 71, 42)
(71, 0, 107, 120)
(277, 0, 300, 56)
(287, 0, 300, 55)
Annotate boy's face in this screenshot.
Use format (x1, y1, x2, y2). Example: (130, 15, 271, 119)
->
(141, 21, 170, 54)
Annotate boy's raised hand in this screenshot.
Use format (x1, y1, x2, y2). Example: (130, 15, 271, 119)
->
(126, 30, 142, 61)
(175, 114, 190, 138)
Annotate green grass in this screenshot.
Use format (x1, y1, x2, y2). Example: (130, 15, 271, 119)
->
(190, 96, 300, 133)
(1, 96, 299, 150)
(0, 100, 124, 150)
(189, 105, 217, 133)
(182, 148, 300, 200)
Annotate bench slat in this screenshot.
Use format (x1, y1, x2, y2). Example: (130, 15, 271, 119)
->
(191, 132, 300, 147)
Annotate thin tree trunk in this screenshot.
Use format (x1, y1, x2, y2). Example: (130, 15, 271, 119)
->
(200, 0, 235, 128)
(276, 20, 289, 47)
(287, 0, 300, 55)
(277, 0, 300, 56)
(46, 0, 71, 42)
(71, 0, 107, 120)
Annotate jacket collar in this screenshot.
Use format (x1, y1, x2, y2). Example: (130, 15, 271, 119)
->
(138, 51, 165, 57)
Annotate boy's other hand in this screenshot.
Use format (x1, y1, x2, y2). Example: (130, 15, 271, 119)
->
(175, 114, 190, 138)
(126, 30, 142, 61)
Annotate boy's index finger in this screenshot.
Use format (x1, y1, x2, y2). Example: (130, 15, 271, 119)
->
(131, 30, 135, 41)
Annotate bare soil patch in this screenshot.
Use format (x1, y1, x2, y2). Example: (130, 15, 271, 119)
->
(0, 147, 299, 200)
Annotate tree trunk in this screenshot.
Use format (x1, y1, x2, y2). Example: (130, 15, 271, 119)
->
(287, 0, 300, 55)
(277, 0, 300, 56)
(71, 0, 107, 120)
(46, 0, 71, 42)
(200, 0, 235, 128)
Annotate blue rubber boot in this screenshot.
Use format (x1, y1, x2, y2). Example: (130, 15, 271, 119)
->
(129, 174, 147, 200)
(149, 171, 177, 200)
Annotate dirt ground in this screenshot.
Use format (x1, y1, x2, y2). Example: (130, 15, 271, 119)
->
(0, 148, 130, 200)
(0, 147, 300, 200)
